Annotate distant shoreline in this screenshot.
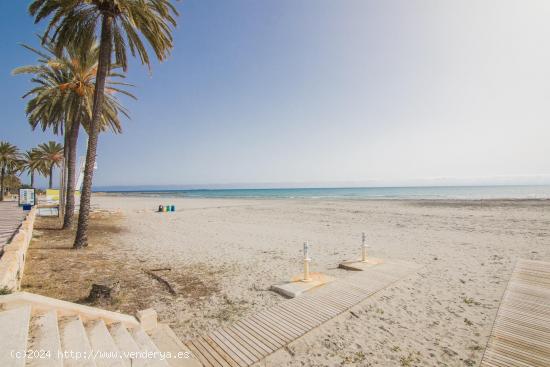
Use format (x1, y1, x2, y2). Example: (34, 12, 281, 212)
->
(92, 185, 550, 201)
(93, 191, 550, 203)
(93, 192, 550, 206)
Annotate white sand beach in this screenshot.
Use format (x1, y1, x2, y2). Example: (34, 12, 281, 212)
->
(87, 195, 550, 366)
(5, 1, 550, 366)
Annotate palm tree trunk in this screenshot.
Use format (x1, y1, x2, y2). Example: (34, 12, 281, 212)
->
(48, 165, 53, 189)
(30, 171, 34, 188)
(0, 167, 5, 201)
(74, 14, 113, 249)
(63, 122, 80, 229)
(60, 127, 70, 224)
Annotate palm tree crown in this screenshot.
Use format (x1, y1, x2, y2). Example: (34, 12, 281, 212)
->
(30, 0, 178, 71)
(37, 141, 64, 189)
(22, 149, 47, 188)
(13, 40, 134, 136)
(0, 142, 22, 201)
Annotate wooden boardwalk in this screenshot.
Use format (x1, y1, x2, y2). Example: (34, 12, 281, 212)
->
(481, 259, 550, 367)
(0, 202, 26, 252)
(186, 259, 421, 367)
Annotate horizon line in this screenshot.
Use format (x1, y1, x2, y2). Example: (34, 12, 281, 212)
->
(91, 183, 550, 192)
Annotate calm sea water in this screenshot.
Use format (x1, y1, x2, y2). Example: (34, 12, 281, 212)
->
(103, 185, 550, 200)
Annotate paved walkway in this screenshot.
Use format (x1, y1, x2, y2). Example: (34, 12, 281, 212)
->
(481, 259, 550, 367)
(0, 202, 27, 252)
(185, 259, 421, 367)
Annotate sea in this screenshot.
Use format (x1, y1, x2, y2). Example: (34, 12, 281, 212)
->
(99, 185, 550, 200)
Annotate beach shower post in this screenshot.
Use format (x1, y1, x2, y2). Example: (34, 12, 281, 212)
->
(302, 241, 312, 282)
(361, 232, 368, 262)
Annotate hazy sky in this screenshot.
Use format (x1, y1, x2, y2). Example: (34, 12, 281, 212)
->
(2, 0, 550, 188)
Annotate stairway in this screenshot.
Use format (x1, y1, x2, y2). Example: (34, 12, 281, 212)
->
(0, 292, 201, 367)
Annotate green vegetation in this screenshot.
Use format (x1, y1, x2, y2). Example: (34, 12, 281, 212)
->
(21, 149, 46, 188)
(29, 0, 178, 248)
(7, 0, 178, 248)
(0, 142, 22, 201)
(462, 297, 481, 306)
(0, 140, 68, 199)
(14, 39, 133, 228)
(342, 351, 366, 364)
(399, 351, 421, 367)
(36, 141, 64, 189)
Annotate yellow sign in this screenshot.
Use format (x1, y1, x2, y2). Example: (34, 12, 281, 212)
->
(46, 189, 60, 202)
(45, 189, 81, 202)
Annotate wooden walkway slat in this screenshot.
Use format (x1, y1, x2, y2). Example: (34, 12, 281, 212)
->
(287, 300, 334, 320)
(186, 340, 213, 367)
(227, 325, 272, 355)
(277, 302, 327, 325)
(188, 260, 420, 366)
(190, 339, 225, 367)
(230, 323, 272, 354)
(259, 310, 306, 335)
(216, 328, 257, 365)
(0, 202, 27, 253)
(209, 331, 248, 367)
(196, 337, 234, 367)
(234, 320, 281, 349)
(481, 259, 550, 367)
(250, 313, 297, 340)
(202, 336, 240, 367)
(269, 305, 317, 330)
(225, 327, 266, 360)
(241, 317, 287, 345)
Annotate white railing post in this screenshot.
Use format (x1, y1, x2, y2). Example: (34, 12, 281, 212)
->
(361, 232, 368, 262)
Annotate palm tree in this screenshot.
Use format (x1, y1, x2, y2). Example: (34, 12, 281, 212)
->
(37, 141, 64, 189)
(30, 0, 178, 248)
(22, 149, 46, 188)
(0, 142, 21, 201)
(14, 40, 134, 228)
(3, 175, 23, 199)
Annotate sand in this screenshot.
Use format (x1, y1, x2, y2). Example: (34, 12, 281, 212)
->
(88, 195, 550, 366)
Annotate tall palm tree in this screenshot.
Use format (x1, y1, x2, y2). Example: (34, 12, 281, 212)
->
(30, 0, 178, 248)
(0, 142, 21, 201)
(37, 141, 64, 189)
(14, 40, 134, 229)
(22, 149, 47, 188)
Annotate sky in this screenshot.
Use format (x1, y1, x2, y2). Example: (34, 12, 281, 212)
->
(1, 0, 550, 189)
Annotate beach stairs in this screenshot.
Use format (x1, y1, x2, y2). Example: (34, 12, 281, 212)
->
(0, 292, 202, 367)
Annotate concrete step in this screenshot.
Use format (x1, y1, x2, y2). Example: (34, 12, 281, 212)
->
(0, 292, 139, 328)
(0, 305, 31, 367)
(130, 327, 171, 367)
(85, 319, 125, 367)
(58, 315, 96, 367)
(148, 325, 202, 367)
(108, 322, 147, 367)
(26, 310, 63, 367)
